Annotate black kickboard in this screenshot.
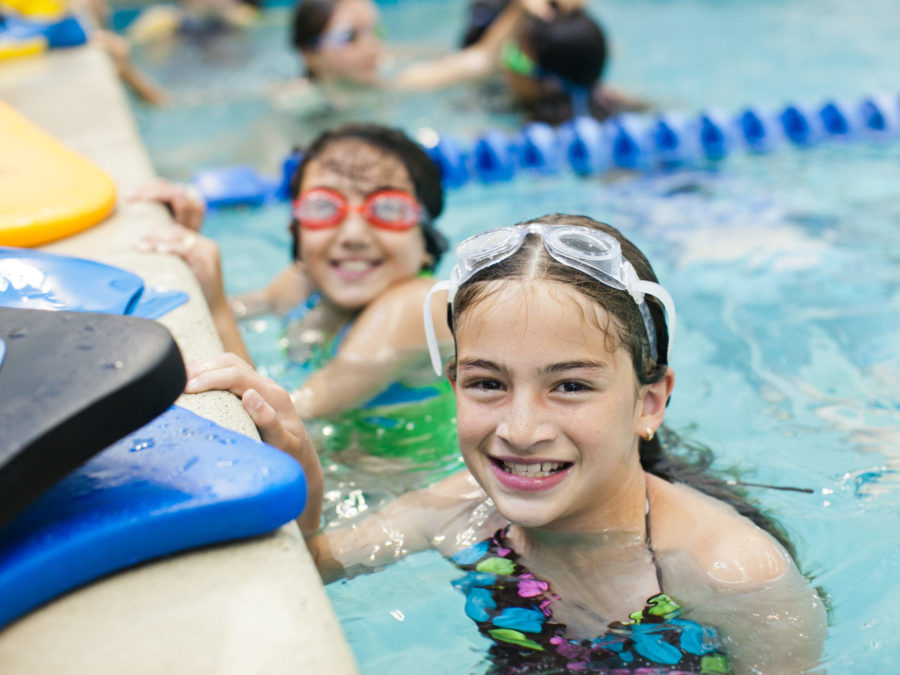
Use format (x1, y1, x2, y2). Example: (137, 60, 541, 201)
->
(0, 307, 186, 529)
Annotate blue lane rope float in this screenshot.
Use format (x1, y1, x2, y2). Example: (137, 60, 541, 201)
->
(189, 93, 899, 207)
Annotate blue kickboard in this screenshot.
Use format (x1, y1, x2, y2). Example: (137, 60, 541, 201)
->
(0, 246, 187, 318)
(0, 405, 307, 630)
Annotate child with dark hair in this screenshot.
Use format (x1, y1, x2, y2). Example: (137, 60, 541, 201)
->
(185, 214, 827, 673)
(136, 124, 457, 466)
(285, 0, 644, 124)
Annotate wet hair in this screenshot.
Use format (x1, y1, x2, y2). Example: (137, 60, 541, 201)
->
(288, 123, 448, 271)
(290, 0, 336, 77)
(449, 213, 797, 559)
(523, 10, 607, 88)
(459, 0, 512, 47)
(517, 10, 610, 125)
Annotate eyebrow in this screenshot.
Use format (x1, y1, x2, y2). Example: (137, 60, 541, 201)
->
(457, 358, 503, 372)
(545, 361, 610, 374)
(367, 184, 411, 196)
(456, 359, 610, 374)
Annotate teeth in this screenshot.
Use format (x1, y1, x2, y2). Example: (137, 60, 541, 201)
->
(501, 461, 565, 478)
(338, 260, 374, 272)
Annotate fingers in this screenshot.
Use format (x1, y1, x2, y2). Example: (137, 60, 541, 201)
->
(185, 355, 295, 418)
(242, 388, 298, 454)
(130, 179, 206, 231)
(185, 353, 259, 396)
(135, 227, 223, 304)
(135, 225, 199, 257)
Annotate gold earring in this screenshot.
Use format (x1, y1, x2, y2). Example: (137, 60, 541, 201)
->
(644, 427, 654, 442)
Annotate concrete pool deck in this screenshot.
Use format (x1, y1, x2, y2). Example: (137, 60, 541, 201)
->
(0, 43, 358, 674)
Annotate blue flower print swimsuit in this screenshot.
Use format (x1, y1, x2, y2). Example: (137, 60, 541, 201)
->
(450, 526, 732, 674)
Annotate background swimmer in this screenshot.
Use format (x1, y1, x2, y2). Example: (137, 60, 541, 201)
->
(126, 0, 260, 44)
(285, 0, 642, 122)
(185, 214, 827, 673)
(137, 123, 454, 426)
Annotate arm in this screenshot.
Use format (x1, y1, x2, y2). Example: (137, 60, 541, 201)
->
(308, 469, 489, 583)
(678, 516, 827, 673)
(290, 278, 452, 419)
(392, 0, 525, 90)
(185, 353, 323, 535)
(186, 354, 482, 582)
(231, 263, 315, 320)
(93, 30, 170, 106)
(699, 550, 827, 674)
(392, 0, 586, 91)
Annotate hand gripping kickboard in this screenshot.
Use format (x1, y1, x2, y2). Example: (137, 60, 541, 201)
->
(0, 101, 116, 247)
(0, 404, 307, 629)
(0, 307, 186, 528)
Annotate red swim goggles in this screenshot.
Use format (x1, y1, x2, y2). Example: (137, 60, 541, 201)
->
(293, 187, 423, 231)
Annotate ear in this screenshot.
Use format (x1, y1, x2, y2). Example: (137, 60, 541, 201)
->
(446, 360, 457, 388)
(302, 50, 321, 76)
(635, 367, 675, 438)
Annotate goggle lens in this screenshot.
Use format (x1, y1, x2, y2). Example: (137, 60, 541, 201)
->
(294, 188, 420, 231)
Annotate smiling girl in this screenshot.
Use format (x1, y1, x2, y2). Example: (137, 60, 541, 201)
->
(188, 214, 827, 673)
(138, 124, 458, 470)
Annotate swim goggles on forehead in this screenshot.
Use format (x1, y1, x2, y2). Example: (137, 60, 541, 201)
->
(293, 187, 423, 231)
(423, 223, 676, 376)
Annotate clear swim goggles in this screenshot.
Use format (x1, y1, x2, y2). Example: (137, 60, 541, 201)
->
(423, 223, 676, 376)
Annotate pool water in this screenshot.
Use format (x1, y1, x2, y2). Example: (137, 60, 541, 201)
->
(124, 0, 900, 671)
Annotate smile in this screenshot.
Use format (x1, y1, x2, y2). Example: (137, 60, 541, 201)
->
(331, 259, 381, 279)
(489, 457, 573, 492)
(500, 460, 569, 478)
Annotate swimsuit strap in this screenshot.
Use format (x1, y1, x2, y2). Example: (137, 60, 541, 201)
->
(645, 486, 665, 592)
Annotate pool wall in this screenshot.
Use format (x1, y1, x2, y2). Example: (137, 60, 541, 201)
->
(0, 42, 359, 674)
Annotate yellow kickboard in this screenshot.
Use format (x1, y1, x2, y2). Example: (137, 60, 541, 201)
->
(0, 101, 117, 247)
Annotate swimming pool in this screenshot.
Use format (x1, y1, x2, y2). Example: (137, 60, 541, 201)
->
(125, 0, 900, 671)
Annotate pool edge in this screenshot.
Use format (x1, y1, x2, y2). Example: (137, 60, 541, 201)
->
(0, 42, 359, 675)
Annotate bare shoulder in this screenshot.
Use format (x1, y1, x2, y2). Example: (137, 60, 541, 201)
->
(365, 275, 437, 312)
(648, 474, 792, 588)
(349, 276, 448, 349)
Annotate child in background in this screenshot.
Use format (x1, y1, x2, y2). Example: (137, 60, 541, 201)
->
(185, 214, 827, 673)
(137, 124, 460, 474)
(287, 0, 645, 123)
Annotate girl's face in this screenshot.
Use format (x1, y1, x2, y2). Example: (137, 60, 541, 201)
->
(298, 139, 430, 311)
(311, 0, 383, 85)
(451, 280, 668, 532)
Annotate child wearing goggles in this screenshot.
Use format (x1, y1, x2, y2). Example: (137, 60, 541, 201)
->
(185, 214, 827, 674)
(137, 125, 460, 478)
(287, 0, 645, 126)
(293, 187, 424, 232)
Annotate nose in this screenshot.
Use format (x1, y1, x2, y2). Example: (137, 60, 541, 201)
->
(495, 391, 556, 451)
(333, 208, 374, 249)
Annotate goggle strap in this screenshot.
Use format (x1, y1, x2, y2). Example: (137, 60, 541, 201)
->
(424, 280, 452, 376)
(633, 279, 676, 365)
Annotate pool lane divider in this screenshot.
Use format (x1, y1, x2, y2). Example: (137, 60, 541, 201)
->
(189, 93, 900, 208)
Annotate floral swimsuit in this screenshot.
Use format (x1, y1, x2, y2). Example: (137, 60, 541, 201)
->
(450, 527, 732, 674)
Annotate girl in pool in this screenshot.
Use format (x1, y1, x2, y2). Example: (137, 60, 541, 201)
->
(188, 214, 827, 673)
(286, 0, 644, 122)
(138, 124, 458, 463)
